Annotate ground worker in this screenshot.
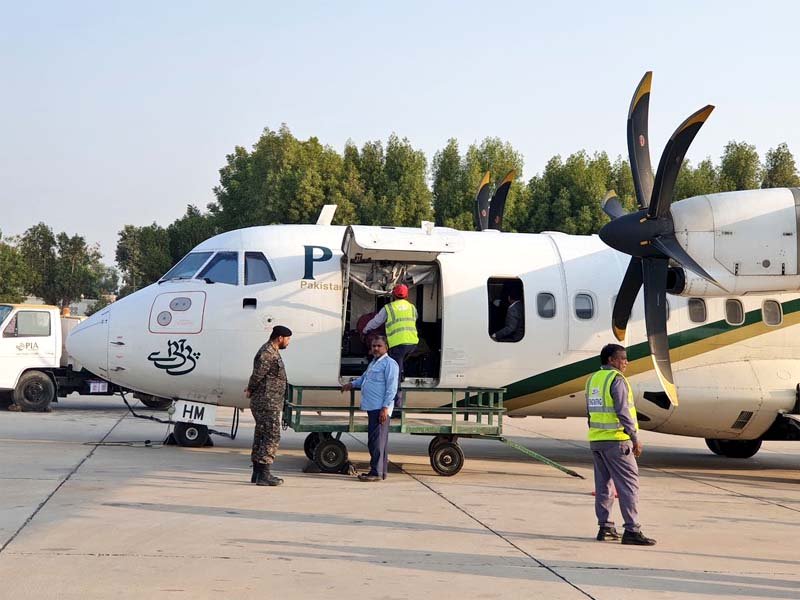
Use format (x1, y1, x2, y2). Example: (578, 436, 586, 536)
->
(362, 284, 418, 410)
(585, 343, 656, 545)
(245, 325, 292, 487)
(341, 335, 399, 481)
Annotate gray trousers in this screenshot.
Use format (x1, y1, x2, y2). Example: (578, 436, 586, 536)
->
(591, 440, 640, 532)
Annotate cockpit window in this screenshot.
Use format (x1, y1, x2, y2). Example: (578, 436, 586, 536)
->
(198, 251, 239, 285)
(161, 252, 213, 282)
(245, 252, 276, 285)
(0, 305, 11, 326)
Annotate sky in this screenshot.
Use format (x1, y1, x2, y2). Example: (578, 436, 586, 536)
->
(3, 1, 800, 265)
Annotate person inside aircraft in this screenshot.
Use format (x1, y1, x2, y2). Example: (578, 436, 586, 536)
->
(340, 335, 399, 481)
(491, 288, 524, 342)
(362, 284, 418, 411)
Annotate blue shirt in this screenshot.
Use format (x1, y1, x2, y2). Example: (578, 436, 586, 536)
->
(351, 353, 399, 412)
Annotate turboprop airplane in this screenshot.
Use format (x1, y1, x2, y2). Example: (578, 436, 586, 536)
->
(67, 72, 800, 456)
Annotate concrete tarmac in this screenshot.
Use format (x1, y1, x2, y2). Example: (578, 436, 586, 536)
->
(0, 396, 798, 599)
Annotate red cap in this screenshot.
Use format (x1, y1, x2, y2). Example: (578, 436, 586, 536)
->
(392, 284, 408, 299)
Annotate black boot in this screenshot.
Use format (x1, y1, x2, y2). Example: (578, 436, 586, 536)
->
(255, 464, 283, 487)
(250, 463, 258, 484)
(596, 526, 621, 541)
(621, 530, 656, 546)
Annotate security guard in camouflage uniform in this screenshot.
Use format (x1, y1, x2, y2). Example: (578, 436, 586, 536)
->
(245, 325, 292, 486)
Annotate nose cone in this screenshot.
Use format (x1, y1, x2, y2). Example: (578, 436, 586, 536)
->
(66, 310, 109, 377)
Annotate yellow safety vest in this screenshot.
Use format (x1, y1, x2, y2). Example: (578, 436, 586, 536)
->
(385, 299, 419, 347)
(585, 368, 638, 442)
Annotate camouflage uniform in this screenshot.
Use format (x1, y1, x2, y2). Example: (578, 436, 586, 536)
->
(247, 342, 287, 465)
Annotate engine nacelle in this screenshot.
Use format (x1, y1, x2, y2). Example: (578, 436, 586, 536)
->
(669, 188, 800, 296)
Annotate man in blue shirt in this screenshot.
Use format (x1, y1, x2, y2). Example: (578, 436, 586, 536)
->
(341, 335, 399, 481)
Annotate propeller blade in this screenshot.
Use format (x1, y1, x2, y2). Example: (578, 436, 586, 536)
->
(601, 190, 627, 220)
(488, 170, 515, 231)
(627, 71, 655, 210)
(648, 105, 714, 220)
(643, 257, 678, 405)
(474, 171, 491, 231)
(650, 236, 722, 288)
(611, 257, 643, 341)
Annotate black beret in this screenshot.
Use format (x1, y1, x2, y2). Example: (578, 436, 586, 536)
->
(271, 325, 293, 338)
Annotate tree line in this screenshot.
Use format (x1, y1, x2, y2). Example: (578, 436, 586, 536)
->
(2, 125, 799, 309)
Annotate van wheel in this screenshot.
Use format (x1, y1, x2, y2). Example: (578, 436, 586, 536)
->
(173, 422, 209, 447)
(14, 371, 55, 412)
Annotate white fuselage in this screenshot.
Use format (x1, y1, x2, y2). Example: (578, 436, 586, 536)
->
(67, 224, 800, 442)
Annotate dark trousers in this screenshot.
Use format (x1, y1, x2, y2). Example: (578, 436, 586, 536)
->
(367, 409, 390, 478)
(388, 343, 416, 408)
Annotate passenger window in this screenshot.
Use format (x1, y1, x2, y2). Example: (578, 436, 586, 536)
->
(762, 300, 782, 326)
(487, 277, 525, 343)
(3, 311, 51, 338)
(574, 293, 594, 320)
(161, 252, 213, 281)
(688, 298, 706, 323)
(537, 293, 556, 318)
(245, 252, 276, 285)
(198, 252, 239, 285)
(725, 299, 744, 326)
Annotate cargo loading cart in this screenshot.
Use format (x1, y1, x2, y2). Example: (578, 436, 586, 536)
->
(283, 385, 583, 478)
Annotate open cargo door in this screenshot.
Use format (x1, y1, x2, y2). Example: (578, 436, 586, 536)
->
(339, 225, 464, 382)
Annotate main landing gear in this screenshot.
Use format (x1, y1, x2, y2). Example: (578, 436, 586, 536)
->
(705, 438, 762, 459)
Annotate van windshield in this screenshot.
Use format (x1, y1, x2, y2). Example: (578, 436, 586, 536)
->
(160, 252, 213, 282)
(0, 305, 11, 326)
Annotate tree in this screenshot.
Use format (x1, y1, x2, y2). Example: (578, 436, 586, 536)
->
(761, 143, 800, 188)
(519, 151, 613, 235)
(383, 134, 433, 226)
(432, 138, 470, 229)
(167, 205, 219, 264)
(19, 223, 56, 299)
(0, 231, 27, 303)
(116, 224, 172, 297)
(719, 141, 761, 191)
(85, 295, 112, 316)
(674, 158, 722, 201)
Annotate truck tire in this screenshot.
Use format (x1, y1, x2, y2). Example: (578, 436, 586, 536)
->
(14, 371, 56, 412)
(0, 391, 13, 408)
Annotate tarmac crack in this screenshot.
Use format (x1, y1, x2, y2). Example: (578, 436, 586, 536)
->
(345, 433, 596, 599)
(0, 411, 128, 556)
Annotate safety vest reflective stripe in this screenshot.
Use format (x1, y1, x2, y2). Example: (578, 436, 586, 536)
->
(385, 299, 419, 347)
(585, 368, 638, 442)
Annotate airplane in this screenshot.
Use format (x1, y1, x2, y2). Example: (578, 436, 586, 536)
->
(67, 72, 800, 458)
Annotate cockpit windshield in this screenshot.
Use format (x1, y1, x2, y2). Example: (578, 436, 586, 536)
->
(0, 305, 11, 326)
(160, 252, 213, 282)
(197, 251, 238, 285)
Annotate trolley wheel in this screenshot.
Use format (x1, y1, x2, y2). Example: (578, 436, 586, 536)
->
(313, 437, 349, 473)
(173, 422, 209, 447)
(304, 433, 322, 460)
(427, 435, 448, 456)
(430, 441, 465, 476)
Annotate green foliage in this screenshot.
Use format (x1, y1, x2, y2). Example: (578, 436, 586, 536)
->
(18, 223, 112, 308)
(762, 143, 800, 188)
(719, 140, 762, 191)
(0, 231, 27, 303)
(116, 223, 172, 297)
(167, 205, 219, 264)
(85, 295, 113, 316)
(673, 158, 722, 200)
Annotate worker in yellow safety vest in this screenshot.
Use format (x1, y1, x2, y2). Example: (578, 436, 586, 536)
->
(362, 284, 419, 410)
(585, 343, 656, 546)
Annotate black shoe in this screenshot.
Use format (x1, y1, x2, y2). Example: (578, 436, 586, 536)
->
(621, 530, 656, 546)
(596, 526, 621, 541)
(255, 464, 283, 486)
(251, 463, 258, 484)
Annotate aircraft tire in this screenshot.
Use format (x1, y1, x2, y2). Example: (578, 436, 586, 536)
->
(313, 438, 348, 473)
(707, 438, 762, 459)
(173, 422, 209, 447)
(135, 393, 173, 410)
(13, 370, 55, 412)
(430, 441, 464, 476)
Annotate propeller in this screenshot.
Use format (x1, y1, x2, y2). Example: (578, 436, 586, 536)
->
(474, 171, 491, 231)
(488, 170, 516, 231)
(599, 72, 718, 406)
